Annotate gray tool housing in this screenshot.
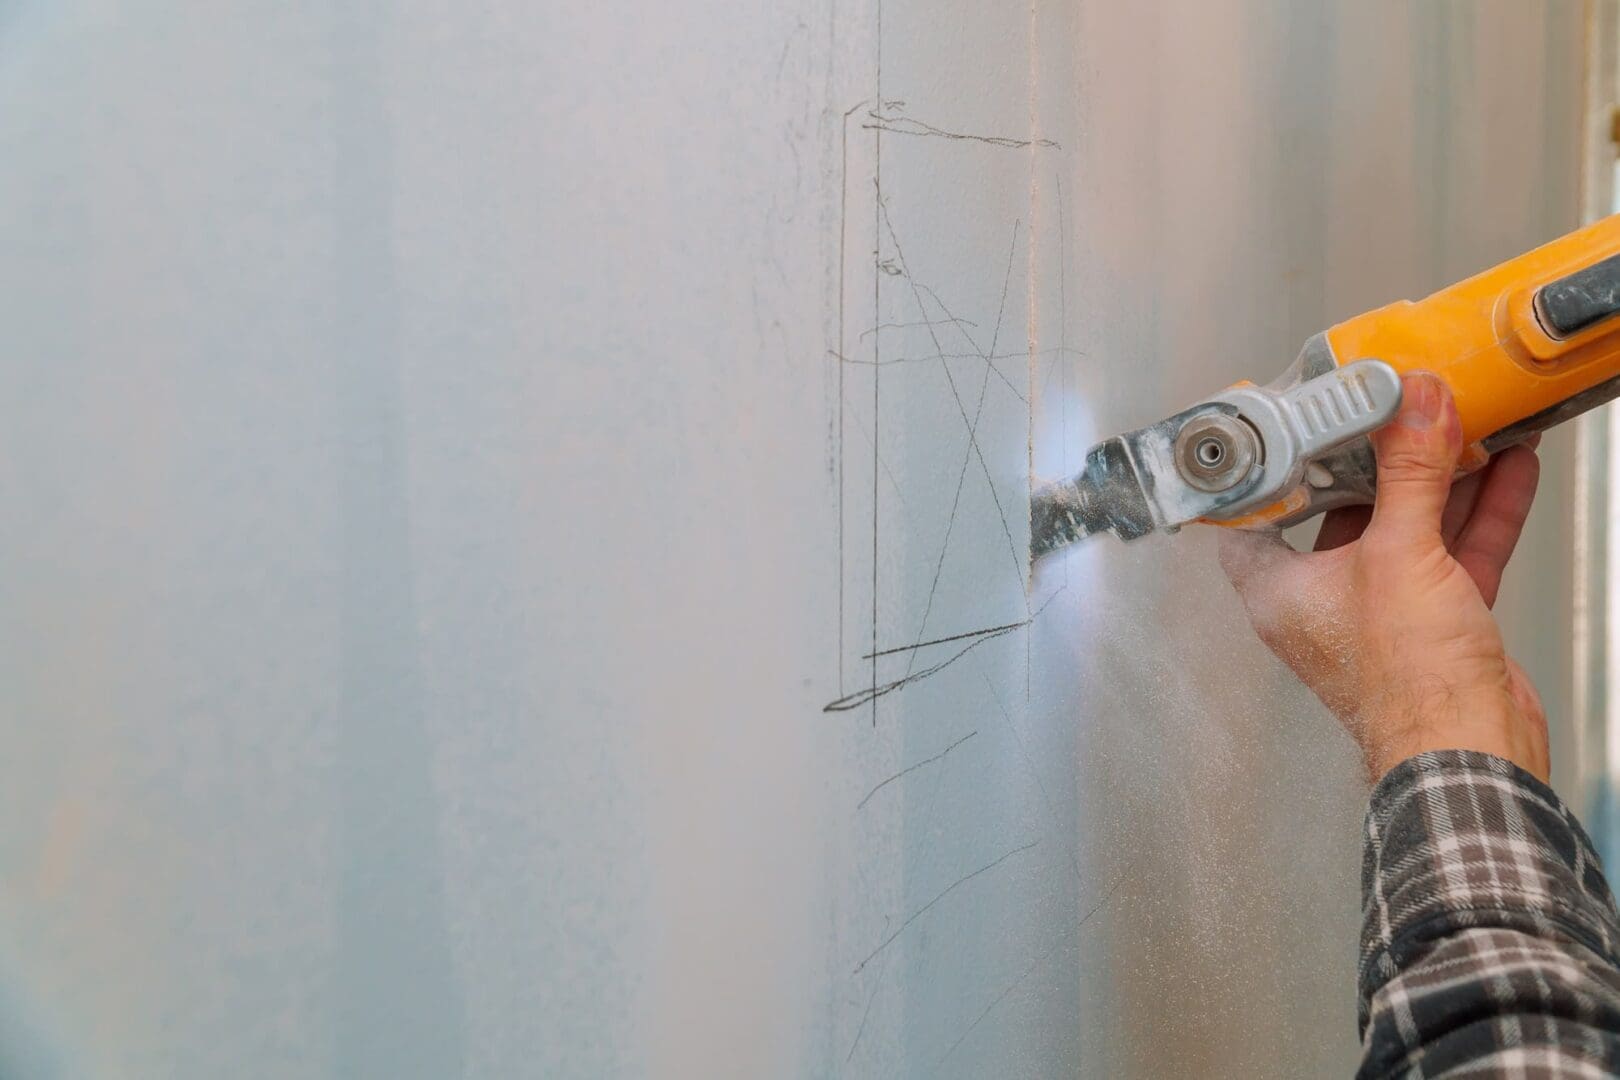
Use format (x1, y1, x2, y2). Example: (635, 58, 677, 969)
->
(1029, 338, 1403, 555)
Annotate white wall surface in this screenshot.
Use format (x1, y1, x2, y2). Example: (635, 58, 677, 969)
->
(0, 1, 1590, 1077)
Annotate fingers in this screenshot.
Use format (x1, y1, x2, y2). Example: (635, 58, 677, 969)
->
(1317, 446, 1487, 554)
(1366, 372, 1463, 549)
(1451, 444, 1540, 608)
(1314, 505, 1372, 552)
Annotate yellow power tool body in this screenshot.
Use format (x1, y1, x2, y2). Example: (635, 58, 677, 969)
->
(1030, 213, 1620, 558)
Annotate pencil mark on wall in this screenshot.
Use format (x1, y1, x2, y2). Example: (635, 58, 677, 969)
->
(913, 276, 1032, 574)
(863, 103, 1062, 150)
(862, 619, 1030, 659)
(832, 85, 1063, 718)
(846, 713, 969, 1066)
(932, 876, 1123, 1071)
(840, 390, 914, 514)
(934, 930, 1071, 1071)
(869, 86, 883, 732)
(828, 87, 1076, 1069)
(830, 348, 1033, 406)
(829, 348, 1030, 406)
(824, 589, 1063, 713)
(843, 912, 892, 1064)
(856, 729, 978, 810)
(858, 316, 980, 339)
(899, 220, 1025, 686)
(846, 675, 997, 1068)
(979, 666, 1083, 884)
(836, 98, 866, 698)
(853, 839, 1039, 974)
(840, 345, 1077, 365)
(878, 207, 1030, 611)
(823, 624, 1019, 712)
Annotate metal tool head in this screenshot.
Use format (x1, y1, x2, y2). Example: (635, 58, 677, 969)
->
(1030, 356, 1403, 557)
(1029, 437, 1156, 557)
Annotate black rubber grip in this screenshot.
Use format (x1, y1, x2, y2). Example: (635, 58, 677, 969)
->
(1536, 252, 1620, 339)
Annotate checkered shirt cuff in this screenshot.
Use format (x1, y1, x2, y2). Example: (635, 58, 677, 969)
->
(1359, 750, 1620, 1077)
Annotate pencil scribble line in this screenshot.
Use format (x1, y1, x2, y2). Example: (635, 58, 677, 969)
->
(856, 730, 978, 810)
(877, 217, 1031, 665)
(838, 345, 1082, 366)
(910, 282, 1030, 594)
(864, 618, 1029, 659)
(858, 316, 979, 340)
(853, 840, 1039, 973)
(847, 690, 964, 1063)
(836, 99, 869, 697)
(839, 391, 913, 513)
(869, 44, 883, 729)
(862, 114, 1061, 150)
(934, 935, 1066, 1070)
(980, 666, 1082, 884)
(823, 625, 1017, 712)
(900, 220, 1023, 681)
(827, 348, 1028, 405)
(844, 912, 890, 1063)
(827, 588, 1062, 711)
(933, 877, 1123, 1070)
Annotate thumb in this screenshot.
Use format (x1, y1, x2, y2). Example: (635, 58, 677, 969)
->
(1366, 372, 1463, 547)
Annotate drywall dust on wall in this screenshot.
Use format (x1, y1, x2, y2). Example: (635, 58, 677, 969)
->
(0, 0, 1592, 1077)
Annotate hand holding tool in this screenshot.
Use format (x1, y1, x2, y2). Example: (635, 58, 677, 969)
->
(1031, 214, 1620, 558)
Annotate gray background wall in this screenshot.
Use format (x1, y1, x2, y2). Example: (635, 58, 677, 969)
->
(0, 1, 1592, 1077)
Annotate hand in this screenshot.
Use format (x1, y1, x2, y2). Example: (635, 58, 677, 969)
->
(1217, 372, 1548, 782)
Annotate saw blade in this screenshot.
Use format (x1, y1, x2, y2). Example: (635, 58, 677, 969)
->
(1029, 436, 1158, 558)
(1028, 477, 1108, 558)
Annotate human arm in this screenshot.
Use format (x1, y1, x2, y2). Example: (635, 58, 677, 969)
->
(1358, 750, 1620, 1078)
(1220, 373, 1620, 1075)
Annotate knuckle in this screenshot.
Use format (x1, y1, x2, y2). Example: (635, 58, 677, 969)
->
(1378, 449, 1449, 481)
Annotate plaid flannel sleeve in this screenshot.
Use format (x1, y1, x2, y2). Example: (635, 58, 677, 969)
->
(1360, 750, 1620, 1078)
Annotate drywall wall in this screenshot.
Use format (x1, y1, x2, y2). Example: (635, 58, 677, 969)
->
(0, 0, 1590, 1077)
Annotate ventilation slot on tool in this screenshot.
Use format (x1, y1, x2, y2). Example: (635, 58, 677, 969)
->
(1293, 378, 1373, 439)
